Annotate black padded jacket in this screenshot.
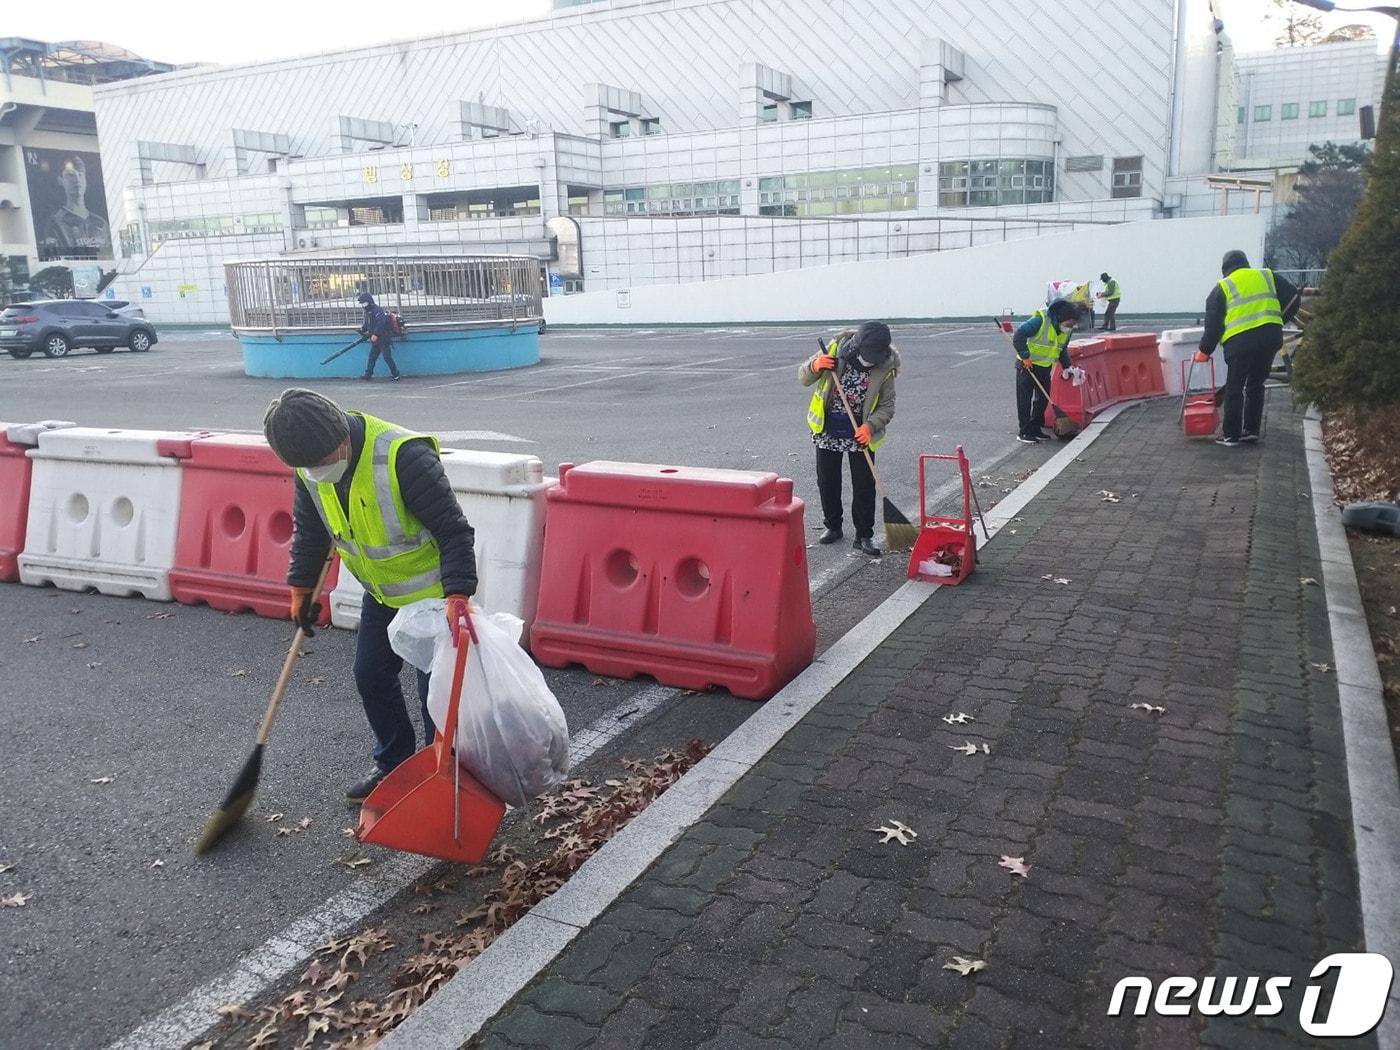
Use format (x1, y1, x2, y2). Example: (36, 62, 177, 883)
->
(286, 413, 478, 598)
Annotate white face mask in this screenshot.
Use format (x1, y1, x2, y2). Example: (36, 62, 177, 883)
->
(1060, 323, 1076, 334)
(304, 453, 348, 484)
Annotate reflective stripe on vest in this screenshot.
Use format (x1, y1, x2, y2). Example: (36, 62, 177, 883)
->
(805, 340, 887, 450)
(1025, 310, 1069, 368)
(1219, 268, 1282, 342)
(299, 412, 445, 608)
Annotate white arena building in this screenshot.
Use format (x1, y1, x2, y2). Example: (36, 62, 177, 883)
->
(87, 0, 1310, 324)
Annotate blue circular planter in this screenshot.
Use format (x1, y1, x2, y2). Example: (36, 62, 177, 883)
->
(238, 324, 540, 378)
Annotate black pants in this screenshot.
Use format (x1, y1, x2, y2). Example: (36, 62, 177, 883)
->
(354, 592, 433, 770)
(1015, 362, 1054, 435)
(1101, 300, 1119, 331)
(365, 337, 400, 378)
(815, 446, 876, 539)
(1221, 341, 1276, 440)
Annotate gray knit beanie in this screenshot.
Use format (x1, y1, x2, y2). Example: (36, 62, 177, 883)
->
(263, 388, 349, 467)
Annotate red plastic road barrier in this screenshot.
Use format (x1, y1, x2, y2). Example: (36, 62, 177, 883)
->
(1100, 333, 1167, 402)
(162, 434, 337, 620)
(0, 428, 31, 582)
(529, 461, 816, 701)
(1045, 338, 1110, 429)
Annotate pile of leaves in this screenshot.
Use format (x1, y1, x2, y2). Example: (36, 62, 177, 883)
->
(1323, 406, 1400, 503)
(205, 741, 709, 1050)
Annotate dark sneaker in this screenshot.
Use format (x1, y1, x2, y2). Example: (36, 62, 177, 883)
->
(818, 527, 844, 544)
(1016, 433, 1040, 444)
(1033, 428, 1054, 440)
(1240, 433, 1259, 443)
(360, 374, 372, 381)
(346, 767, 388, 803)
(853, 537, 882, 557)
(1215, 436, 1240, 447)
(392, 374, 403, 382)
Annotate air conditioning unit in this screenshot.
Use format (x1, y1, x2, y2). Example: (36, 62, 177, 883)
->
(297, 236, 319, 249)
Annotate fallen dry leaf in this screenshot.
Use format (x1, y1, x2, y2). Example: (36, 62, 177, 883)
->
(1098, 490, 1121, 503)
(1300, 577, 1319, 587)
(1130, 703, 1166, 715)
(23, 636, 40, 644)
(943, 956, 987, 977)
(999, 855, 1031, 878)
(590, 677, 613, 688)
(298, 817, 312, 830)
(72, 641, 89, 649)
(2, 892, 33, 907)
(1040, 574, 1072, 585)
(216, 1003, 256, 1021)
(948, 742, 990, 756)
(942, 712, 972, 725)
(150, 859, 165, 869)
(265, 813, 283, 823)
(89, 776, 115, 785)
(1310, 662, 1333, 673)
(872, 820, 918, 846)
(229, 669, 248, 678)
(145, 611, 174, 620)
(308, 675, 325, 686)
(342, 827, 358, 838)
(339, 856, 373, 870)
(276, 827, 293, 837)
(0, 863, 14, 875)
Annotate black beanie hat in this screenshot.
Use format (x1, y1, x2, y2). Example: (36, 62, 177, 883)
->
(263, 388, 349, 467)
(1100, 272, 1111, 282)
(849, 320, 893, 363)
(1221, 250, 1250, 275)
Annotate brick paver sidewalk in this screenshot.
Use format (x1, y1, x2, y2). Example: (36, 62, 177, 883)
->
(471, 394, 1369, 1049)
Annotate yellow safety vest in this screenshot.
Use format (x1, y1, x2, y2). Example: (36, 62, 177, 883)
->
(299, 412, 445, 608)
(1218, 268, 1281, 343)
(1103, 279, 1121, 301)
(1025, 310, 1070, 368)
(805, 341, 888, 450)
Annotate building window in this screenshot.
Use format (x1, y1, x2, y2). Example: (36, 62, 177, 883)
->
(425, 186, 540, 221)
(790, 101, 813, 120)
(936, 160, 1053, 207)
(1111, 156, 1143, 199)
(609, 120, 631, 138)
(1338, 97, 1356, 115)
(641, 117, 662, 136)
(302, 206, 341, 229)
(1254, 105, 1272, 121)
(758, 165, 919, 216)
(119, 223, 143, 258)
(760, 104, 779, 124)
(1281, 102, 1299, 120)
(567, 189, 592, 216)
(1237, 106, 1246, 124)
(604, 180, 741, 217)
(1309, 100, 1327, 117)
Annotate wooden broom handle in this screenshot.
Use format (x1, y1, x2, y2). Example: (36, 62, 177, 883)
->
(256, 552, 335, 745)
(827, 366, 892, 502)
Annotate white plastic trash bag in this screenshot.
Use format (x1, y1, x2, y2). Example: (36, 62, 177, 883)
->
(390, 599, 570, 807)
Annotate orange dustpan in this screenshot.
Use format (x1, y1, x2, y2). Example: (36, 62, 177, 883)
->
(356, 604, 505, 863)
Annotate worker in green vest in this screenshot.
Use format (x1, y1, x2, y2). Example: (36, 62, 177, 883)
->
(263, 388, 478, 802)
(1194, 250, 1300, 446)
(1011, 299, 1077, 443)
(1096, 272, 1121, 331)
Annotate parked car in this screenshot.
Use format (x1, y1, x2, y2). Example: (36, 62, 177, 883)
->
(0, 300, 158, 359)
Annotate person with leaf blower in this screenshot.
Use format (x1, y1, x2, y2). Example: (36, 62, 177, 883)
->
(799, 321, 900, 557)
(1011, 298, 1076, 443)
(357, 291, 402, 382)
(1096, 272, 1121, 331)
(263, 388, 478, 803)
(1194, 250, 1300, 447)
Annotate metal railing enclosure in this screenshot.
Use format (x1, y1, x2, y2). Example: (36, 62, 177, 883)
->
(225, 255, 543, 336)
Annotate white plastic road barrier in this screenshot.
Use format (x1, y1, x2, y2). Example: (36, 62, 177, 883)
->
(329, 450, 553, 632)
(18, 428, 206, 601)
(1158, 327, 1230, 396)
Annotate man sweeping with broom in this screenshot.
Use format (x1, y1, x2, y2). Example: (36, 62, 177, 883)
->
(1011, 298, 1078, 443)
(799, 321, 913, 557)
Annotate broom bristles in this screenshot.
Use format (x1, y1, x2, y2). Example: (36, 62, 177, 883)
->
(881, 497, 919, 551)
(193, 746, 263, 854)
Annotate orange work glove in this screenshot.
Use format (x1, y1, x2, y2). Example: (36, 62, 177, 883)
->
(370, 334, 378, 344)
(1020, 357, 1034, 370)
(855, 423, 873, 446)
(446, 595, 477, 647)
(289, 585, 319, 636)
(812, 354, 837, 372)
(1192, 351, 1209, 363)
